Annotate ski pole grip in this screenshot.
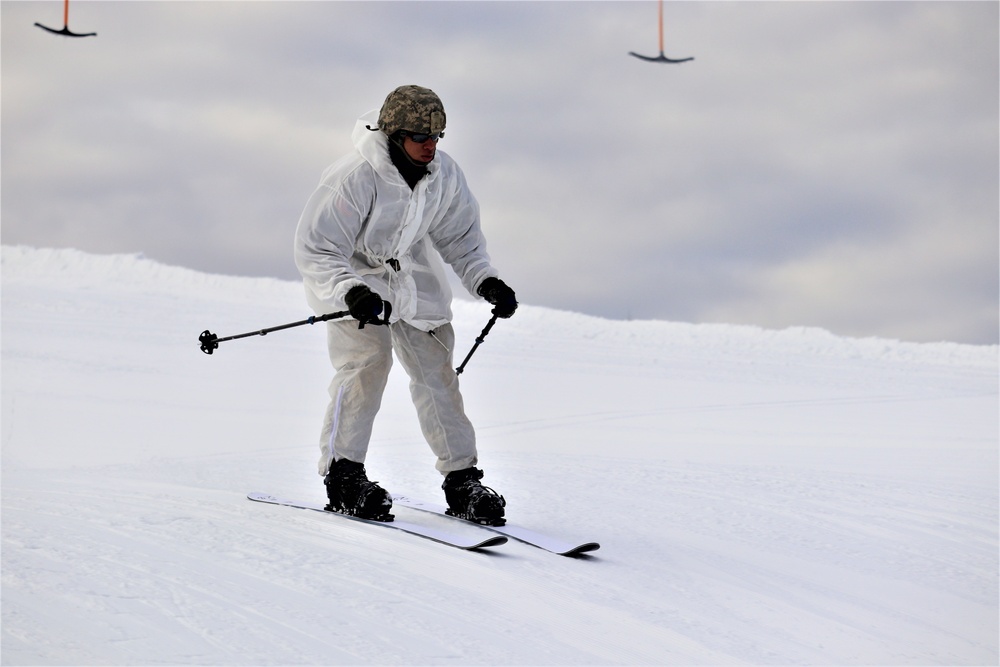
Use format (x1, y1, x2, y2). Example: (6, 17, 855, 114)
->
(357, 299, 392, 329)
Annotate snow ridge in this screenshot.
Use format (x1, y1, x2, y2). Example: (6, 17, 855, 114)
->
(4, 244, 993, 367)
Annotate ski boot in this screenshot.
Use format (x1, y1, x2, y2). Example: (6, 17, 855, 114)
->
(442, 467, 506, 526)
(324, 459, 394, 522)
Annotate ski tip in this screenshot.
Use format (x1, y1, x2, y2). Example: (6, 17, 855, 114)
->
(562, 542, 601, 557)
(471, 535, 509, 550)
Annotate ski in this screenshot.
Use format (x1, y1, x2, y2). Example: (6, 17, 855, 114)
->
(391, 494, 600, 556)
(247, 492, 508, 551)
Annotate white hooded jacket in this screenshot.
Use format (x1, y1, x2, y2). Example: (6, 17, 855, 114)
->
(294, 110, 498, 331)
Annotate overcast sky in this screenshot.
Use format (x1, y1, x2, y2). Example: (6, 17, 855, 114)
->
(3, 1, 997, 344)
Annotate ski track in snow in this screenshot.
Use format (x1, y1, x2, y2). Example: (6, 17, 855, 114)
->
(2, 246, 997, 665)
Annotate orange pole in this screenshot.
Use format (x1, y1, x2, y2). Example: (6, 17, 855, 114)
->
(658, 0, 664, 53)
(63, 0, 69, 26)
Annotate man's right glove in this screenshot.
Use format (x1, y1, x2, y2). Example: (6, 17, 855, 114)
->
(345, 284, 384, 325)
(477, 277, 518, 318)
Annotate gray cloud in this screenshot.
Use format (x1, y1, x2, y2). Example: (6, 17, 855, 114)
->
(2, 1, 997, 344)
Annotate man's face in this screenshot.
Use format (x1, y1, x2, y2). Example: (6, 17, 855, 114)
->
(402, 133, 440, 164)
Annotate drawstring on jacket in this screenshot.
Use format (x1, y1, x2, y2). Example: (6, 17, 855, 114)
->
(428, 328, 450, 352)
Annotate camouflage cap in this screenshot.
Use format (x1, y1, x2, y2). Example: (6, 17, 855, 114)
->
(377, 85, 446, 136)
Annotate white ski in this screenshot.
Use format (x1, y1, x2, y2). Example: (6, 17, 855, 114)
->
(247, 492, 508, 551)
(391, 494, 600, 556)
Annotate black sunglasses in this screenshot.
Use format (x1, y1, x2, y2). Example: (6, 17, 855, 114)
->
(402, 131, 444, 143)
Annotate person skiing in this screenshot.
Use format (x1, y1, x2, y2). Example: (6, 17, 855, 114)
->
(294, 85, 517, 525)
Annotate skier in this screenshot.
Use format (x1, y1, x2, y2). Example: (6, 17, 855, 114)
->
(294, 85, 517, 525)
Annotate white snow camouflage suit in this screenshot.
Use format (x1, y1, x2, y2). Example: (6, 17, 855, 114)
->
(294, 110, 499, 476)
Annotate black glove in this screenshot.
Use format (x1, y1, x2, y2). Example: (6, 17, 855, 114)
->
(345, 284, 384, 324)
(477, 277, 517, 319)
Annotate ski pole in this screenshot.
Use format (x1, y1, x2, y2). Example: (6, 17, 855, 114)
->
(455, 313, 498, 375)
(199, 301, 391, 355)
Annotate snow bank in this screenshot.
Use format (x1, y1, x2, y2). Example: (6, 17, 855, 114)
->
(3, 245, 997, 665)
(5, 244, 993, 366)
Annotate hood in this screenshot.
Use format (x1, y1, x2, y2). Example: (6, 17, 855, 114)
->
(352, 109, 438, 182)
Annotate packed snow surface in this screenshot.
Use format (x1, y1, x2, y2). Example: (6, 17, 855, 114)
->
(2, 245, 997, 665)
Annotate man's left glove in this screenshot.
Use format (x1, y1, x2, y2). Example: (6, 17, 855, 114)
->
(477, 277, 518, 319)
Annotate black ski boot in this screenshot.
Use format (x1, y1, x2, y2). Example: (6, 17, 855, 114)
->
(324, 459, 394, 522)
(442, 467, 506, 526)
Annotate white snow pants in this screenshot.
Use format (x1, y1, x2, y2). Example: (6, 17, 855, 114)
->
(317, 319, 478, 476)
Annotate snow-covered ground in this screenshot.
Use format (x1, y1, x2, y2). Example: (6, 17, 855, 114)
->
(2, 245, 997, 665)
